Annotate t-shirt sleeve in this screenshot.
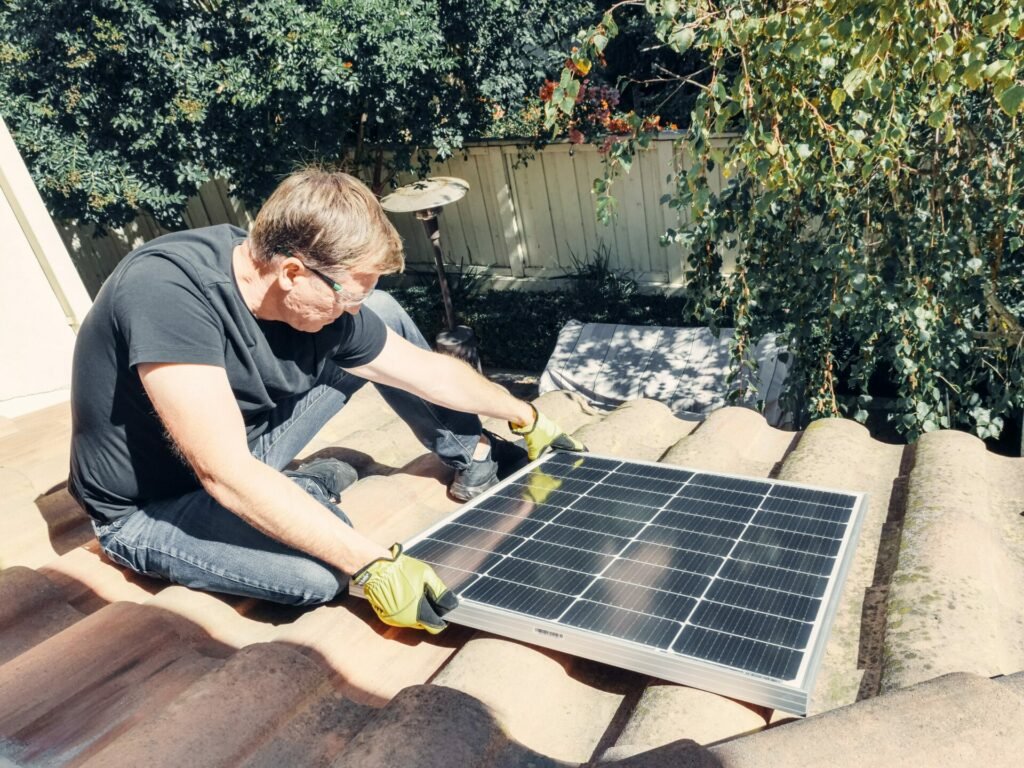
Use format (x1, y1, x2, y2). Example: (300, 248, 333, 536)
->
(331, 306, 388, 368)
(112, 256, 225, 369)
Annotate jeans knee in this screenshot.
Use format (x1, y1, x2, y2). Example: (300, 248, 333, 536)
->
(278, 559, 348, 606)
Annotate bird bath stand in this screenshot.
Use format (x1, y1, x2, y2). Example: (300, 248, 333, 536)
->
(380, 177, 481, 371)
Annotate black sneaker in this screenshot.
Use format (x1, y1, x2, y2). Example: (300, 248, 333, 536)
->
(449, 452, 498, 502)
(285, 457, 358, 502)
(449, 430, 529, 502)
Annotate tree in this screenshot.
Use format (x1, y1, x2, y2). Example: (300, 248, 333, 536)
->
(0, 0, 588, 227)
(549, 0, 1024, 442)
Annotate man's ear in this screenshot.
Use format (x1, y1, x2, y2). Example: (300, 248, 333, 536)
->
(277, 257, 303, 291)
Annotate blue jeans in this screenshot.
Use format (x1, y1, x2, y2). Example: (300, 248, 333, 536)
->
(94, 291, 482, 606)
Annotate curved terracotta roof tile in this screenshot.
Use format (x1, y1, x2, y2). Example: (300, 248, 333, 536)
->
(2, 393, 1022, 767)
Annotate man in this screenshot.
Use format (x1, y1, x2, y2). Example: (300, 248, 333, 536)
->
(69, 169, 583, 633)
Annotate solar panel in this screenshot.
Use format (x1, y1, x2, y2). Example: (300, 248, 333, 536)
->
(353, 451, 867, 715)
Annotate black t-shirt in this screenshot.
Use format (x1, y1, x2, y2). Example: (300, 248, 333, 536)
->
(69, 224, 387, 522)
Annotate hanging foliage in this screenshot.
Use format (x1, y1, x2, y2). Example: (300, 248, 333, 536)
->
(547, 0, 1024, 441)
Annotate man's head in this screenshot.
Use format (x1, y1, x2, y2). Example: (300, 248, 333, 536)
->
(250, 169, 404, 275)
(246, 169, 404, 330)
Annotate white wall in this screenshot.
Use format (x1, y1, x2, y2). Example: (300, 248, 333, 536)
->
(0, 118, 92, 417)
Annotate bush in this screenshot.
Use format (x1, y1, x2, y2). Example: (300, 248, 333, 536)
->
(389, 260, 690, 370)
(0, 0, 591, 227)
(549, 0, 1024, 441)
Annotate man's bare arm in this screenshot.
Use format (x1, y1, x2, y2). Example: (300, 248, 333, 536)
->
(137, 362, 389, 573)
(346, 329, 535, 426)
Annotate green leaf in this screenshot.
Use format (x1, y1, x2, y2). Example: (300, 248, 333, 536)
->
(796, 143, 812, 160)
(935, 33, 955, 56)
(997, 84, 1024, 116)
(842, 68, 868, 96)
(964, 61, 985, 89)
(932, 60, 952, 84)
(943, 118, 955, 144)
(602, 12, 619, 37)
(830, 87, 846, 113)
(983, 59, 1015, 85)
(982, 12, 1009, 35)
(669, 27, 695, 53)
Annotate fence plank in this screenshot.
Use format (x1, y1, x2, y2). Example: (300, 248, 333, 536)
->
(540, 147, 587, 270)
(639, 141, 669, 281)
(59, 136, 734, 292)
(468, 146, 511, 269)
(497, 148, 528, 277)
(506, 147, 559, 271)
(434, 157, 473, 267)
(616, 149, 653, 277)
(569, 145, 602, 262)
(197, 180, 232, 228)
(214, 180, 251, 228)
(446, 153, 487, 267)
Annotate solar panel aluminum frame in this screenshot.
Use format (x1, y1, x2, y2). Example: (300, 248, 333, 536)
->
(351, 452, 868, 716)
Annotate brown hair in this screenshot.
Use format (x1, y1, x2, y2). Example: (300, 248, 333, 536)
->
(249, 169, 404, 274)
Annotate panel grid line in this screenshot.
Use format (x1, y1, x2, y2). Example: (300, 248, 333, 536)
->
(437, 508, 844, 583)
(551, 460, 700, 625)
(416, 530, 831, 606)
(662, 480, 771, 649)
(399, 451, 864, 706)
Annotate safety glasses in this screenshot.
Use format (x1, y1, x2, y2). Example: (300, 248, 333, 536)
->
(284, 251, 376, 306)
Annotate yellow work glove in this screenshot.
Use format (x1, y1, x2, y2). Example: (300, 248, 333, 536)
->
(510, 404, 587, 461)
(353, 544, 459, 634)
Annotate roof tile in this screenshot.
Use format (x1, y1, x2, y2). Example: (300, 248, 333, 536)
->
(661, 406, 795, 476)
(77, 642, 332, 768)
(572, 398, 696, 461)
(331, 684, 536, 768)
(706, 672, 1024, 768)
(767, 418, 906, 712)
(0, 565, 84, 666)
(883, 430, 1024, 691)
(38, 541, 165, 612)
(431, 635, 633, 764)
(2, 387, 1022, 767)
(0, 601, 223, 764)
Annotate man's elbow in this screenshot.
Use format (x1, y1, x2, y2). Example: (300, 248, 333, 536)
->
(191, 453, 255, 506)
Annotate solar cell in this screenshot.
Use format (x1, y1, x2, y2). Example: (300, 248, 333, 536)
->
(354, 451, 866, 715)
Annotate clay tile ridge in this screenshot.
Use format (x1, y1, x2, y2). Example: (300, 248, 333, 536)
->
(1, 389, 1022, 768)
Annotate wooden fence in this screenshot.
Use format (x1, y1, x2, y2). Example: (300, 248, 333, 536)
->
(59, 135, 736, 297)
